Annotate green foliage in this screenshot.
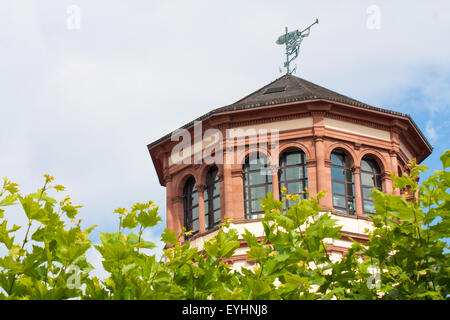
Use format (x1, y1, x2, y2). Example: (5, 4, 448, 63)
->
(0, 174, 95, 299)
(0, 151, 449, 299)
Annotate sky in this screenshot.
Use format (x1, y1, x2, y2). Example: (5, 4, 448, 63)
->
(0, 1, 449, 276)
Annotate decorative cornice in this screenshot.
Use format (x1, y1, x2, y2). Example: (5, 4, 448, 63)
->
(382, 172, 392, 180)
(313, 136, 324, 143)
(351, 166, 361, 174)
(231, 169, 244, 178)
(172, 195, 184, 204)
(196, 184, 207, 192)
(269, 165, 280, 174)
(310, 111, 327, 117)
(227, 112, 310, 129)
(305, 159, 317, 167)
(326, 112, 390, 132)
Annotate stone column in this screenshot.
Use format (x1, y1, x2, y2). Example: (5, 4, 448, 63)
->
(165, 174, 174, 231)
(352, 166, 363, 217)
(229, 165, 245, 220)
(389, 151, 400, 195)
(382, 172, 393, 195)
(271, 165, 280, 201)
(217, 166, 225, 223)
(196, 184, 207, 234)
(312, 112, 330, 209)
(314, 136, 328, 208)
(172, 196, 184, 239)
(322, 159, 333, 211)
(305, 160, 317, 199)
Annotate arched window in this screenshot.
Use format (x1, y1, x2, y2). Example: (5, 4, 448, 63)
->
(183, 177, 199, 236)
(331, 150, 355, 215)
(278, 149, 308, 208)
(243, 153, 272, 219)
(204, 166, 221, 230)
(360, 157, 382, 214)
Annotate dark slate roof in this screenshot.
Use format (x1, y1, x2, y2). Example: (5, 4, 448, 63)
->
(147, 74, 432, 150)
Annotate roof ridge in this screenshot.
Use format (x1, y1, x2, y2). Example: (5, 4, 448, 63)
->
(290, 75, 317, 97)
(230, 74, 288, 106)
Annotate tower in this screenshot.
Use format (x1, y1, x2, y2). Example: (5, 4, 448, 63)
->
(147, 74, 432, 268)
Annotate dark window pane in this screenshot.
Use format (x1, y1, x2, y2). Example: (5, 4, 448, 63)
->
(192, 192, 198, 206)
(375, 175, 382, 189)
(184, 177, 198, 234)
(213, 182, 220, 196)
(286, 152, 301, 165)
(249, 172, 267, 185)
(331, 152, 344, 166)
(361, 159, 372, 171)
(331, 167, 345, 180)
(286, 166, 302, 180)
(346, 183, 354, 197)
(347, 198, 355, 213)
(245, 153, 272, 218)
(279, 168, 286, 181)
(345, 169, 354, 182)
(213, 197, 220, 210)
(363, 200, 376, 213)
(333, 194, 346, 208)
(287, 181, 301, 194)
(214, 210, 221, 223)
(335, 207, 347, 214)
(192, 206, 198, 219)
(250, 186, 266, 199)
(362, 187, 373, 199)
(193, 219, 199, 232)
(251, 200, 262, 211)
(332, 182, 345, 195)
(361, 172, 374, 186)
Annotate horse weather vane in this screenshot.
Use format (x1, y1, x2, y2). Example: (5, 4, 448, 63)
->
(276, 18, 319, 75)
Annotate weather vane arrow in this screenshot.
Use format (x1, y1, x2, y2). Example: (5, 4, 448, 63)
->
(276, 18, 319, 75)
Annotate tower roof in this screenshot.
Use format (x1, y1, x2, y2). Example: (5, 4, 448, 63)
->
(216, 74, 404, 115)
(147, 74, 432, 151)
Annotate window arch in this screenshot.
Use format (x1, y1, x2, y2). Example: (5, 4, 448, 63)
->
(360, 156, 382, 214)
(183, 176, 199, 236)
(204, 166, 221, 230)
(331, 150, 355, 215)
(243, 153, 272, 219)
(278, 149, 308, 209)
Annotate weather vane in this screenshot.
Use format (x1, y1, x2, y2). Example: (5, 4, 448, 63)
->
(276, 18, 319, 75)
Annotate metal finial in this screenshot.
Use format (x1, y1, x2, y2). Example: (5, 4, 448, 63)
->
(276, 18, 319, 75)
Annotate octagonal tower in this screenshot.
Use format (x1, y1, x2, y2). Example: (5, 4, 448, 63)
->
(147, 74, 432, 267)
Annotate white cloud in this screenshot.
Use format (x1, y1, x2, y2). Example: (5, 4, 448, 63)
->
(426, 120, 438, 144)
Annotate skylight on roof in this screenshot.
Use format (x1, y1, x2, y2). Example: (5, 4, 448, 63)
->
(264, 86, 286, 94)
